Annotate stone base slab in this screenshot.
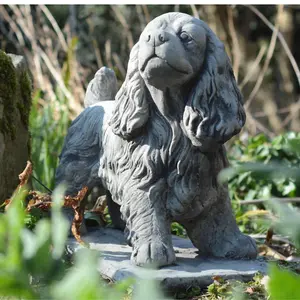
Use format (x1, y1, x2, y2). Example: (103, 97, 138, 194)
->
(66, 228, 268, 291)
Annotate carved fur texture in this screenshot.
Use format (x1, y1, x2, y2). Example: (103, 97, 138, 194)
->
(84, 67, 118, 107)
(56, 12, 257, 267)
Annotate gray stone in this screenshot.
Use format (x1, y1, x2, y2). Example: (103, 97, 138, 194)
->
(0, 51, 32, 203)
(56, 12, 255, 268)
(84, 66, 118, 108)
(67, 228, 267, 290)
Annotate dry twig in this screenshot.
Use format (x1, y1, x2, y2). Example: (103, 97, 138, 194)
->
(240, 197, 300, 205)
(27, 187, 89, 246)
(67, 187, 89, 246)
(4, 161, 33, 211)
(5, 161, 90, 245)
(0, 5, 25, 46)
(18, 161, 33, 187)
(239, 44, 267, 90)
(39, 4, 68, 51)
(227, 6, 241, 81)
(142, 5, 151, 24)
(244, 5, 283, 110)
(190, 5, 200, 19)
(265, 227, 274, 246)
(111, 5, 134, 50)
(246, 5, 300, 86)
(246, 113, 276, 138)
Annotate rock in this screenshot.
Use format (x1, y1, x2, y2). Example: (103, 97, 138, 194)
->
(0, 51, 32, 203)
(66, 228, 268, 291)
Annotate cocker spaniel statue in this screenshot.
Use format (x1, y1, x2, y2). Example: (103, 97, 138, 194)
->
(56, 12, 257, 267)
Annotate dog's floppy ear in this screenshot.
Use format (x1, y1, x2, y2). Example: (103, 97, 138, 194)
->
(183, 23, 246, 148)
(109, 43, 149, 140)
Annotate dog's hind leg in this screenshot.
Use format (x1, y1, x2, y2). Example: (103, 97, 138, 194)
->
(179, 185, 257, 259)
(55, 106, 106, 234)
(55, 106, 106, 194)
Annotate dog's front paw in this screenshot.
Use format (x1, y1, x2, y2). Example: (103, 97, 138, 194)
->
(131, 239, 176, 268)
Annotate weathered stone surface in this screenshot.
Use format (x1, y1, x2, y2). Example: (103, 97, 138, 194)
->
(67, 228, 267, 290)
(0, 51, 32, 203)
(57, 12, 254, 268)
(84, 66, 118, 107)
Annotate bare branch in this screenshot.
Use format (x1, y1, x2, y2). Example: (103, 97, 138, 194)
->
(190, 5, 200, 19)
(39, 49, 80, 114)
(105, 39, 113, 69)
(111, 5, 134, 50)
(240, 198, 300, 205)
(239, 44, 267, 90)
(244, 5, 283, 110)
(0, 6, 25, 46)
(246, 111, 276, 138)
(227, 6, 241, 80)
(39, 4, 68, 51)
(112, 52, 126, 78)
(142, 5, 151, 24)
(246, 4, 300, 87)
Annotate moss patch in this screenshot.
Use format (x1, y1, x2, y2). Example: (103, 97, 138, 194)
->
(18, 69, 32, 128)
(0, 50, 17, 140)
(0, 51, 32, 141)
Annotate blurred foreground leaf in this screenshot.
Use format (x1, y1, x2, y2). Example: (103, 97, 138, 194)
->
(269, 264, 300, 299)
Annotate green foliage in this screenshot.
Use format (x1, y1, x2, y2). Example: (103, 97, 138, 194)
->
(175, 286, 202, 299)
(230, 273, 268, 300)
(29, 36, 81, 191)
(228, 132, 300, 202)
(266, 200, 300, 299)
(222, 132, 300, 234)
(171, 222, 186, 238)
(51, 248, 131, 300)
(271, 200, 300, 248)
(0, 185, 166, 299)
(29, 89, 71, 191)
(0, 186, 69, 297)
(206, 278, 232, 299)
(24, 206, 49, 230)
(133, 277, 166, 300)
(268, 264, 300, 300)
(221, 134, 300, 300)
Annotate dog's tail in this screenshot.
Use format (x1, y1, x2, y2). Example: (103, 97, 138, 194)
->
(84, 66, 118, 108)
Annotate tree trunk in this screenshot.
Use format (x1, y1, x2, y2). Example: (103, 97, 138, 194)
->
(0, 51, 32, 203)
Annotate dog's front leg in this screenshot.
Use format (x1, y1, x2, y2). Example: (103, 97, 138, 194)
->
(121, 178, 175, 267)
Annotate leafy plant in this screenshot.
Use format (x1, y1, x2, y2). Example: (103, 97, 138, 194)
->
(220, 133, 300, 300)
(264, 200, 300, 299)
(0, 185, 135, 299)
(224, 132, 300, 234)
(228, 132, 300, 202)
(30, 89, 71, 192)
(268, 264, 300, 300)
(171, 222, 186, 238)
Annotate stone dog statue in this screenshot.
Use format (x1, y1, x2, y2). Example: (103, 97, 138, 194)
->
(56, 12, 257, 267)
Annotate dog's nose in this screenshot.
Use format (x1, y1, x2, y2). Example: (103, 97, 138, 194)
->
(146, 31, 167, 47)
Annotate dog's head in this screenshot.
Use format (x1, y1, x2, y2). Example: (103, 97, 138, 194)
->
(110, 12, 246, 151)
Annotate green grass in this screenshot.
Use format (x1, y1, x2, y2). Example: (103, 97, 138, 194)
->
(29, 89, 71, 192)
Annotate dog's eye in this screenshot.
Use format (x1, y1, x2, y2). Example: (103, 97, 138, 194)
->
(179, 32, 192, 43)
